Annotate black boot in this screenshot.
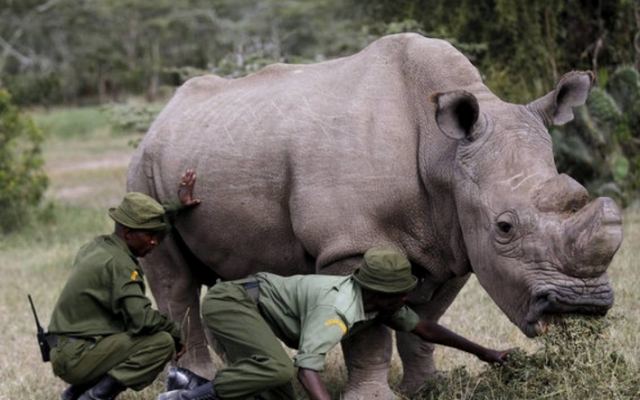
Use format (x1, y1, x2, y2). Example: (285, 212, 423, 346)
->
(61, 383, 92, 400)
(78, 375, 126, 400)
(156, 382, 218, 400)
(166, 367, 210, 391)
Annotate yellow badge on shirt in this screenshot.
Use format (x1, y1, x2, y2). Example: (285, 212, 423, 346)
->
(324, 319, 347, 335)
(130, 270, 139, 281)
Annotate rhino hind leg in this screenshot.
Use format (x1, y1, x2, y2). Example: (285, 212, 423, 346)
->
(140, 231, 215, 379)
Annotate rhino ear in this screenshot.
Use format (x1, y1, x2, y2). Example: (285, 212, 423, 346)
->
(527, 71, 594, 127)
(433, 90, 480, 141)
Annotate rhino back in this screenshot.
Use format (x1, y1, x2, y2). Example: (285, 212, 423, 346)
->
(128, 33, 485, 278)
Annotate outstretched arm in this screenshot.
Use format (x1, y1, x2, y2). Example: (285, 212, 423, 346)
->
(298, 368, 331, 400)
(411, 320, 511, 364)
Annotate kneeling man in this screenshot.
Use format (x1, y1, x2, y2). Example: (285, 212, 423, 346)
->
(159, 247, 511, 400)
(48, 170, 200, 400)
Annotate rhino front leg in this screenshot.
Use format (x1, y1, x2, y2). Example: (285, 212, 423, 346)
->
(341, 324, 395, 400)
(396, 274, 470, 395)
(141, 232, 215, 379)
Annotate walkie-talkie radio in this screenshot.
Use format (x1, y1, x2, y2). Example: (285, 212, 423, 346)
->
(27, 294, 51, 362)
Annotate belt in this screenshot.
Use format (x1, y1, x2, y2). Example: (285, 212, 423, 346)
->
(240, 280, 260, 303)
(47, 335, 96, 348)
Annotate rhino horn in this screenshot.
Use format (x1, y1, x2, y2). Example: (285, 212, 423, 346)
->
(527, 71, 594, 127)
(534, 174, 589, 213)
(433, 90, 480, 140)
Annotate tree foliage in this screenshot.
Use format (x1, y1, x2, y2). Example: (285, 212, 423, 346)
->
(0, 89, 47, 232)
(352, 0, 637, 102)
(1, 0, 636, 103)
(0, 0, 367, 103)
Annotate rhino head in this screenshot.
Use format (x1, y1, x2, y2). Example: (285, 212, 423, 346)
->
(434, 71, 623, 337)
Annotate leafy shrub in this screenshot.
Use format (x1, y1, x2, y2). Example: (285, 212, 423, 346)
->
(0, 89, 48, 232)
(2, 72, 62, 106)
(106, 102, 163, 135)
(417, 316, 639, 399)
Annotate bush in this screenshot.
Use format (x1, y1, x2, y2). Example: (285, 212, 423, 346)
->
(105, 102, 163, 135)
(0, 89, 48, 232)
(2, 72, 63, 106)
(416, 316, 639, 399)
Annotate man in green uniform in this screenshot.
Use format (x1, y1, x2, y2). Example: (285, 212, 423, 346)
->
(157, 247, 512, 400)
(48, 169, 201, 400)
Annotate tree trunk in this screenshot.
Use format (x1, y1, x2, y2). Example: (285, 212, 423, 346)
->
(147, 40, 160, 101)
(635, 0, 640, 71)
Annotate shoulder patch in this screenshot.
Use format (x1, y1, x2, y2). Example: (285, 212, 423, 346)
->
(130, 270, 139, 281)
(324, 318, 347, 335)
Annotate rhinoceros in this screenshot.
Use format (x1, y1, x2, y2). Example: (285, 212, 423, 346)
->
(127, 33, 623, 398)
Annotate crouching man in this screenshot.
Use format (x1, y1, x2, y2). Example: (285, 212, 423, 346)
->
(158, 247, 512, 400)
(47, 169, 201, 400)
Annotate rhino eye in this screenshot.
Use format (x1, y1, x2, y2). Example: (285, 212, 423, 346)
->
(494, 210, 519, 240)
(497, 221, 512, 233)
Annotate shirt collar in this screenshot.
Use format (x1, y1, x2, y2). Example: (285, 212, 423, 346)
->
(108, 233, 139, 265)
(335, 277, 377, 325)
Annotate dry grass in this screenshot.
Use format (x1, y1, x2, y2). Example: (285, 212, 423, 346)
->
(0, 106, 638, 399)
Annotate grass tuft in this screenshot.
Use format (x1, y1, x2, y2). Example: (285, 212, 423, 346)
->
(417, 316, 640, 399)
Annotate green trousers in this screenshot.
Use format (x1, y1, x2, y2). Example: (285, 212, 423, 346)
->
(202, 282, 296, 400)
(50, 331, 175, 391)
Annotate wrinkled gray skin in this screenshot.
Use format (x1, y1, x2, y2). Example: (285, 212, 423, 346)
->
(127, 34, 623, 398)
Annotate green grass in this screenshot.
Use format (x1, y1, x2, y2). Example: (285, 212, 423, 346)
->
(1, 105, 639, 399)
(30, 106, 111, 139)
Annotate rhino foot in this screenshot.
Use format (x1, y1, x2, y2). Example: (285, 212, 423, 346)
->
(341, 381, 398, 400)
(396, 355, 437, 396)
(175, 346, 216, 380)
(397, 370, 442, 397)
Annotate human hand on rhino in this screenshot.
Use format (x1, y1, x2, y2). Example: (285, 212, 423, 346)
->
(177, 168, 201, 208)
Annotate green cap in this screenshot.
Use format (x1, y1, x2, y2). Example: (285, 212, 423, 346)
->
(108, 192, 167, 231)
(353, 247, 418, 294)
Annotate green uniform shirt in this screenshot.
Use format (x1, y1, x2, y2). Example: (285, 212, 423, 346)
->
(254, 272, 420, 371)
(48, 233, 180, 342)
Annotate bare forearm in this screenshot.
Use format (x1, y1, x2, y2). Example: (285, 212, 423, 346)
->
(297, 368, 331, 400)
(412, 320, 490, 358)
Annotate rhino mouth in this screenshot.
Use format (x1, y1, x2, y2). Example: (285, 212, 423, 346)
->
(523, 284, 613, 337)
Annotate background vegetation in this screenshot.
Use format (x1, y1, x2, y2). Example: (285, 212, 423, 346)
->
(3, 0, 639, 104)
(0, 1, 639, 399)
